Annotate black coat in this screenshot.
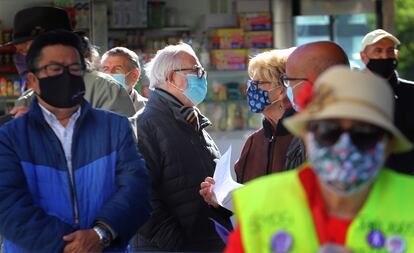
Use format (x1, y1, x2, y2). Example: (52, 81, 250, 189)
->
(135, 90, 231, 251)
(386, 72, 414, 174)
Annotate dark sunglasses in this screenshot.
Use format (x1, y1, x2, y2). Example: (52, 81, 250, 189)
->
(307, 120, 387, 151)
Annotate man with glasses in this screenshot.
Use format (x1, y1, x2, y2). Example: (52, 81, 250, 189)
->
(360, 29, 414, 174)
(0, 30, 151, 253)
(282, 41, 350, 170)
(134, 43, 232, 251)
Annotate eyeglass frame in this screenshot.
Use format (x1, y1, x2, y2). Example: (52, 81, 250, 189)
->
(247, 80, 283, 90)
(173, 65, 206, 79)
(280, 73, 308, 88)
(32, 63, 86, 77)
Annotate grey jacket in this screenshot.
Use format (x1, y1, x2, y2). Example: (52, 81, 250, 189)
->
(15, 71, 135, 117)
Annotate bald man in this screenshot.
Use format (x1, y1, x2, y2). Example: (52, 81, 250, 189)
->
(281, 41, 350, 170)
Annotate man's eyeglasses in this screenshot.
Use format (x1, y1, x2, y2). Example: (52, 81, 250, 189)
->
(173, 65, 206, 79)
(34, 63, 85, 77)
(280, 74, 308, 88)
(307, 120, 387, 151)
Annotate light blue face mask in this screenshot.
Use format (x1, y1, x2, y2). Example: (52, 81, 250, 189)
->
(110, 73, 129, 90)
(287, 85, 299, 111)
(184, 74, 208, 106)
(286, 79, 306, 112)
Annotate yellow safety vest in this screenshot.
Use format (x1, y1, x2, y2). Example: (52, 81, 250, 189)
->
(233, 166, 414, 253)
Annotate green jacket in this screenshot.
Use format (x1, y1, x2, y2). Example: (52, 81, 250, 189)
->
(15, 71, 135, 117)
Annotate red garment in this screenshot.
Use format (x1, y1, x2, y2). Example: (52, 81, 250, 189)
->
(224, 168, 352, 252)
(299, 167, 352, 245)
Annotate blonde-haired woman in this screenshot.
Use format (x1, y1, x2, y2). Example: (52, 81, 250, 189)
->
(200, 48, 296, 209)
(235, 48, 296, 183)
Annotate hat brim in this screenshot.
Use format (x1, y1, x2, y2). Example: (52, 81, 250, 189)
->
(284, 101, 412, 153)
(0, 36, 34, 48)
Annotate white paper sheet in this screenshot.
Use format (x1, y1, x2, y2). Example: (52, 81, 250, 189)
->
(212, 146, 243, 212)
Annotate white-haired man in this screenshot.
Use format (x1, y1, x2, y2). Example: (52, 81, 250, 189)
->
(360, 29, 414, 174)
(134, 43, 232, 252)
(101, 47, 147, 112)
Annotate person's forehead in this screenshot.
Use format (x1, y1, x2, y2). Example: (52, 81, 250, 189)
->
(179, 52, 197, 65)
(102, 55, 129, 66)
(39, 45, 80, 63)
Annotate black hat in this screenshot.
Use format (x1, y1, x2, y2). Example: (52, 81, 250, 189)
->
(6, 6, 72, 46)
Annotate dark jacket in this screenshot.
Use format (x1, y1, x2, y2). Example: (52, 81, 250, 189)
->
(385, 72, 414, 174)
(235, 117, 294, 183)
(136, 89, 231, 251)
(0, 99, 151, 253)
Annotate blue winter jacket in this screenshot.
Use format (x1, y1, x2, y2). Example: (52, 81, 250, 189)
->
(0, 99, 151, 253)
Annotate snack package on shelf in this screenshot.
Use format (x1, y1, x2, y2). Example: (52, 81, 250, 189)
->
(245, 31, 273, 48)
(208, 28, 244, 49)
(238, 12, 272, 31)
(227, 82, 243, 101)
(199, 102, 227, 131)
(247, 48, 273, 58)
(208, 81, 227, 101)
(247, 110, 263, 130)
(226, 102, 248, 130)
(210, 49, 247, 70)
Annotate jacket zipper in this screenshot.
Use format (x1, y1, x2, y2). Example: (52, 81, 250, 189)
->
(265, 136, 274, 175)
(51, 126, 80, 226)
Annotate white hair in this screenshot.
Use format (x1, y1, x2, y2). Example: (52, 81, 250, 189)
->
(145, 43, 199, 89)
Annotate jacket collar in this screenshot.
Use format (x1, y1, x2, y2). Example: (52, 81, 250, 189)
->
(150, 89, 211, 131)
(28, 97, 91, 127)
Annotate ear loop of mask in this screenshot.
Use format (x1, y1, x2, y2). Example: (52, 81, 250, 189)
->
(167, 71, 185, 92)
(268, 85, 285, 111)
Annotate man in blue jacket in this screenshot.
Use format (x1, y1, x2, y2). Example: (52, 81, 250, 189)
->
(0, 30, 151, 253)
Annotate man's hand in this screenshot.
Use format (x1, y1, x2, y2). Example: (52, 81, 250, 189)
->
(9, 105, 29, 118)
(199, 177, 219, 208)
(63, 229, 104, 253)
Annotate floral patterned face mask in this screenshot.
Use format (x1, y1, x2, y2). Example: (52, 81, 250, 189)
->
(246, 80, 272, 113)
(307, 132, 387, 195)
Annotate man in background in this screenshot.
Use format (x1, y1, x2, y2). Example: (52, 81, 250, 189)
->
(360, 29, 414, 174)
(1, 6, 135, 119)
(101, 47, 147, 112)
(282, 41, 350, 169)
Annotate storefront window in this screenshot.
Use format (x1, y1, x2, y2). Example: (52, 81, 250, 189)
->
(294, 14, 376, 69)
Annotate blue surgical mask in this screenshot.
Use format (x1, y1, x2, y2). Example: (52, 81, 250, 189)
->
(307, 132, 386, 195)
(110, 73, 129, 90)
(287, 85, 299, 112)
(184, 74, 208, 106)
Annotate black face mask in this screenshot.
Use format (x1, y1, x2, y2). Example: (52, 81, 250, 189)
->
(37, 69, 85, 108)
(366, 58, 398, 79)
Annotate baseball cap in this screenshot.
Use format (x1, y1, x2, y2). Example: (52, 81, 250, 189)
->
(361, 29, 400, 51)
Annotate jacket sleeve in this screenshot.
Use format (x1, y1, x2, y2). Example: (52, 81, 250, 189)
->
(94, 117, 151, 246)
(136, 118, 185, 250)
(83, 71, 136, 117)
(0, 128, 75, 252)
